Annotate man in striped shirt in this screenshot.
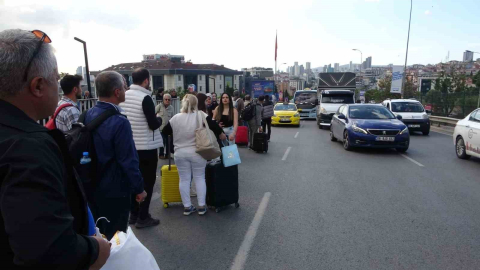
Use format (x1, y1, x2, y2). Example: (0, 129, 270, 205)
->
(56, 74, 82, 132)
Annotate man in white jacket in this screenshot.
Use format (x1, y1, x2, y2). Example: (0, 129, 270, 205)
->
(120, 68, 162, 228)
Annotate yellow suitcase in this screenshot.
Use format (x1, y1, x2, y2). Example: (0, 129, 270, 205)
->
(161, 138, 182, 208)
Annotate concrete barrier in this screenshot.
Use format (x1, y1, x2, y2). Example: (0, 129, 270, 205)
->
(429, 116, 459, 127)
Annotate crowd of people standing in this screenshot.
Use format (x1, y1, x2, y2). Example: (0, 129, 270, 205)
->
(0, 28, 278, 269)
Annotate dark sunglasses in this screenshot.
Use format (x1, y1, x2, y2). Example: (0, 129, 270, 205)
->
(23, 30, 52, 81)
(164, 99, 171, 101)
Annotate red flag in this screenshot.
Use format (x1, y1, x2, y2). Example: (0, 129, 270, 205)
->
(275, 33, 278, 61)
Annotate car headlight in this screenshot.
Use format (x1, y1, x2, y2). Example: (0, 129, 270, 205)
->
(320, 107, 327, 114)
(422, 114, 429, 119)
(294, 113, 299, 117)
(399, 127, 409, 135)
(352, 124, 367, 134)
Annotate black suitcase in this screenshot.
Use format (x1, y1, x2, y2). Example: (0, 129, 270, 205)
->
(205, 160, 240, 212)
(253, 132, 268, 153)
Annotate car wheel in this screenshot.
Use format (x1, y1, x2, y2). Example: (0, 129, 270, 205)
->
(422, 130, 430, 136)
(343, 130, 351, 151)
(330, 128, 337, 141)
(456, 136, 471, 159)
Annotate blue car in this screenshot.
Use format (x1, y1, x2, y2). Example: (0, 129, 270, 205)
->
(330, 104, 410, 152)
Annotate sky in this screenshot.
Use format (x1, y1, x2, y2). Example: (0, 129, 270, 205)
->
(1, 0, 479, 74)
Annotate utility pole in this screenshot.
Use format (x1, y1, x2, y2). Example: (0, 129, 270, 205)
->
(402, 0, 413, 99)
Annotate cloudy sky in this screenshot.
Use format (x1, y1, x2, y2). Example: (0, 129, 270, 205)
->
(1, 0, 479, 74)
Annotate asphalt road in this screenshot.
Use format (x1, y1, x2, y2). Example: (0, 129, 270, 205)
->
(132, 120, 480, 270)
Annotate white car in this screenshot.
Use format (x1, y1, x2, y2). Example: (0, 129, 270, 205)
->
(454, 108, 480, 159)
(382, 99, 430, 135)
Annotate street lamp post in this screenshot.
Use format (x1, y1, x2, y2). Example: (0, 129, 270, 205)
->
(352, 49, 363, 86)
(402, 0, 413, 99)
(74, 37, 93, 97)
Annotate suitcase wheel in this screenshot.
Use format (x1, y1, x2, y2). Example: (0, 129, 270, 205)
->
(163, 203, 169, 208)
(235, 203, 240, 208)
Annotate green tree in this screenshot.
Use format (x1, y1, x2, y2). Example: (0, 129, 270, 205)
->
(403, 79, 416, 99)
(425, 72, 454, 116)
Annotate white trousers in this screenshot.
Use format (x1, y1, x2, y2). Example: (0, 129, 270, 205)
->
(174, 154, 207, 208)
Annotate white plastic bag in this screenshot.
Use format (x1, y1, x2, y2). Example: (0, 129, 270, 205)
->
(101, 227, 160, 270)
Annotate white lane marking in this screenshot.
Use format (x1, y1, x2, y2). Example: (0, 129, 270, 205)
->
(294, 132, 299, 138)
(281, 147, 292, 161)
(400, 154, 425, 167)
(231, 192, 271, 270)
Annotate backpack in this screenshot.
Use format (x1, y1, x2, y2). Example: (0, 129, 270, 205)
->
(45, 103, 74, 130)
(64, 109, 120, 194)
(241, 103, 256, 121)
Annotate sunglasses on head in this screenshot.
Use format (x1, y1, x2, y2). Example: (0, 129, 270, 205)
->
(23, 30, 52, 82)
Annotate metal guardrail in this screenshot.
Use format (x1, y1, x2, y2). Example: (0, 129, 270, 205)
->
(429, 116, 459, 127)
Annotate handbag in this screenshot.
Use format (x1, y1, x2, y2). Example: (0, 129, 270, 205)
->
(195, 112, 221, 160)
(221, 141, 241, 167)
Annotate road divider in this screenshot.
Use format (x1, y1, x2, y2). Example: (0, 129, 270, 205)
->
(231, 192, 271, 270)
(282, 147, 292, 161)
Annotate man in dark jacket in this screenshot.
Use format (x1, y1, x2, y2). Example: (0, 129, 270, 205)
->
(0, 29, 109, 269)
(86, 71, 147, 240)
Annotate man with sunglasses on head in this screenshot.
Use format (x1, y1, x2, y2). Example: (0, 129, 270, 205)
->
(0, 29, 110, 269)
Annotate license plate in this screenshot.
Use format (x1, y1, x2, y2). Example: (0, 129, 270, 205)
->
(408, 125, 420, 128)
(301, 114, 308, 117)
(376, 136, 395, 142)
(280, 119, 290, 122)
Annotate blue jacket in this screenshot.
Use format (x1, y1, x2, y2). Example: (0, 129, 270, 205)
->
(85, 102, 144, 198)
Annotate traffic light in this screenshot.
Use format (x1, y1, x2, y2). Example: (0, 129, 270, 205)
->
(421, 79, 431, 94)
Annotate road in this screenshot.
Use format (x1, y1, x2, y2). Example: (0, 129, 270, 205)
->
(132, 120, 480, 270)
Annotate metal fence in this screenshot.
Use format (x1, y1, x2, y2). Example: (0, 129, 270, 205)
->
(38, 98, 181, 126)
(412, 90, 480, 119)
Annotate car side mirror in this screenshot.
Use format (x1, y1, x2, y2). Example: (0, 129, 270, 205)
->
(425, 110, 431, 114)
(396, 115, 403, 120)
(338, 114, 346, 120)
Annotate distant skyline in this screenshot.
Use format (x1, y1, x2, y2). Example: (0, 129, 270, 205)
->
(1, 0, 479, 74)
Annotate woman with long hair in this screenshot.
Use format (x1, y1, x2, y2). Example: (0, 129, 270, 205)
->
(213, 93, 238, 142)
(196, 93, 207, 113)
(161, 94, 226, 216)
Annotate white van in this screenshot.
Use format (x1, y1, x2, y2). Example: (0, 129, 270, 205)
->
(382, 99, 430, 135)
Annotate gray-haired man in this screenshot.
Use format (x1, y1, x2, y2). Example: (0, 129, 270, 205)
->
(0, 29, 109, 269)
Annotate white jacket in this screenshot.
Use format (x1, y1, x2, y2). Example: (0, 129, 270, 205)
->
(120, 85, 163, 150)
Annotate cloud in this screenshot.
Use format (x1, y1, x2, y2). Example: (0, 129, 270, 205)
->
(425, 10, 431, 15)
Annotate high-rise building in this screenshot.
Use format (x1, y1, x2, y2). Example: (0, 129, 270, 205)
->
(294, 62, 299, 76)
(349, 61, 353, 71)
(464, 50, 474, 62)
(334, 63, 339, 72)
(323, 65, 328, 73)
(300, 65, 305, 75)
(306, 62, 311, 71)
(366, 56, 372, 68)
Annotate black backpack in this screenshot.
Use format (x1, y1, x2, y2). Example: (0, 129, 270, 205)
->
(241, 103, 256, 121)
(64, 109, 119, 194)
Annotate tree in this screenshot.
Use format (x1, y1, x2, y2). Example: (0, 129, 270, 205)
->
(60, 72, 69, 79)
(425, 72, 455, 116)
(403, 79, 416, 99)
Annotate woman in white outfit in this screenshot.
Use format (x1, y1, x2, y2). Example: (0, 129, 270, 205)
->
(161, 94, 226, 216)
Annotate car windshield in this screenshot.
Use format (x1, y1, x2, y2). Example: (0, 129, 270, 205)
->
(349, 106, 395, 119)
(275, 104, 297, 111)
(391, 102, 424, 112)
(322, 95, 354, 104)
(294, 92, 316, 104)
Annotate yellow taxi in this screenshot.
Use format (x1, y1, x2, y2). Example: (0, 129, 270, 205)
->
(271, 103, 300, 127)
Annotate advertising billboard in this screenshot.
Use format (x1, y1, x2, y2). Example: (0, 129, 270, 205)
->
(391, 66, 404, 94)
(251, 80, 274, 98)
